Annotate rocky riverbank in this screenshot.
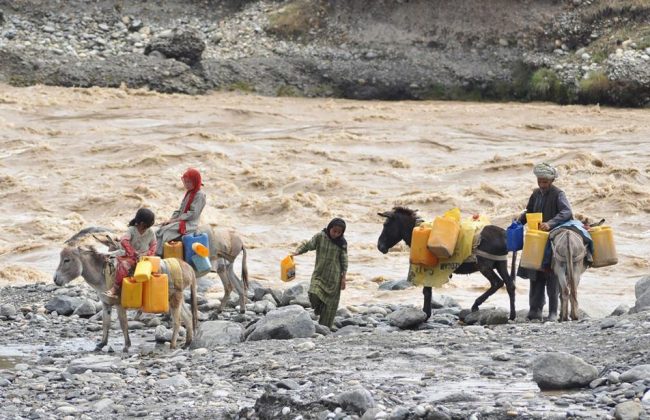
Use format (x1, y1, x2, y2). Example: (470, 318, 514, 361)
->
(0, 0, 649, 106)
(1, 275, 649, 419)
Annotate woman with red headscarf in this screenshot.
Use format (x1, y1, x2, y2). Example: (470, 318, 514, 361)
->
(155, 168, 206, 256)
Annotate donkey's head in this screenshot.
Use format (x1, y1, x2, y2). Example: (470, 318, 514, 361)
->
(53, 227, 116, 286)
(53, 247, 83, 286)
(377, 207, 420, 254)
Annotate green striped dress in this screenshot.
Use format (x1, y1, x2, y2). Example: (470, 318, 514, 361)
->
(295, 231, 348, 328)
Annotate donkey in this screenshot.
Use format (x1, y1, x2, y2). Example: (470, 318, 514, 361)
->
(53, 227, 198, 352)
(549, 228, 588, 321)
(202, 225, 249, 314)
(377, 207, 516, 320)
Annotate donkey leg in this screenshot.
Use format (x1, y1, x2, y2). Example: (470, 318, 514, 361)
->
(181, 304, 194, 349)
(218, 271, 232, 313)
(472, 265, 504, 312)
(229, 265, 247, 314)
(495, 260, 516, 320)
(169, 292, 183, 349)
(546, 274, 559, 322)
(422, 287, 432, 320)
(116, 305, 131, 352)
(97, 305, 112, 351)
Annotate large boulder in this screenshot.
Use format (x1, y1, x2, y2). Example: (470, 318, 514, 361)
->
(532, 352, 599, 390)
(619, 364, 650, 383)
(633, 276, 650, 312)
(280, 281, 310, 306)
(387, 307, 427, 329)
(45, 296, 83, 315)
(336, 386, 376, 414)
(190, 321, 244, 349)
(67, 355, 124, 374)
(144, 28, 205, 66)
(246, 305, 315, 341)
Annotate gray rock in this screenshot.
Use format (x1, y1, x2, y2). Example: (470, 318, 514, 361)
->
(378, 279, 412, 291)
(634, 289, 650, 312)
(605, 310, 627, 324)
(144, 27, 205, 65)
(72, 299, 98, 318)
(190, 321, 244, 348)
(93, 398, 114, 412)
(388, 405, 410, 420)
(0, 303, 17, 319)
(44, 296, 82, 315)
(247, 305, 315, 341)
(336, 386, 376, 414)
(532, 352, 599, 390)
(67, 355, 124, 374)
(333, 325, 362, 336)
(620, 365, 650, 383)
(387, 307, 427, 329)
(463, 308, 508, 325)
(614, 400, 642, 420)
(157, 374, 191, 388)
(635, 277, 650, 300)
(280, 281, 309, 306)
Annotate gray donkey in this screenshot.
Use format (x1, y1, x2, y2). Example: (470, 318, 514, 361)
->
(550, 228, 588, 322)
(53, 227, 198, 352)
(202, 225, 249, 314)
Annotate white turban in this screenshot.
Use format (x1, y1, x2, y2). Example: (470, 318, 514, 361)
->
(533, 162, 558, 180)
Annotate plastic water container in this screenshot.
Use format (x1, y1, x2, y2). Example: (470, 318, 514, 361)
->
(192, 242, 210, 258)
(182, 232, 209, 267)
(506, 221, 524, 252)
(526, 213, 543, 231)
(590, 225, 618, 268)
(191, 254, 212, 276)
(120, 277, 143, 309)
(427, 215, 460, 258)
(140, 256, 161, 273)
(520, 229, 549, 270)
(133, 260, 152, 283)
(163, 241, 184, 260)
(410, 225, 439, 267)
(280, 255, 296, 282)
(142, 273, 169, 314)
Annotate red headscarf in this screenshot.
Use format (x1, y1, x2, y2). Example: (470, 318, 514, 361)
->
(179, 168, 202, 235)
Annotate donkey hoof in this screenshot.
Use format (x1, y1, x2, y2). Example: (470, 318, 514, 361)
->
(471, 305, 479, 312)
(94, 344, 105, 352)
(122, 346, 130, 353)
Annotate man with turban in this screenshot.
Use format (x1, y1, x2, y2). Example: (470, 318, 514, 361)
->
(518, 162, 573, 321)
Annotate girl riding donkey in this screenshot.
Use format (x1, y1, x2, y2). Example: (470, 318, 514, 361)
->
(104, 208, 157, 298)
(156, 168, 206, 256)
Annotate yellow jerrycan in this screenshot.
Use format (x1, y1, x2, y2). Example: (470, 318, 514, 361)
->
(280, 255, 296, 282)
(427, 208, 461, 258)
(590, 225, 618, 268)
(142, 273, 169, 313)
(120, 277, 143, 309)
(140, 256, 161, 273)
(520, 229, 549, 270)
(526, 213, 543, 231)
(163, 241, 184, 260)
(133, 260, 152, 283)
(410, 225, 439, 267)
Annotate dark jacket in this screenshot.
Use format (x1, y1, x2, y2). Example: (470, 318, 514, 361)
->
(519, 185, 573, 229)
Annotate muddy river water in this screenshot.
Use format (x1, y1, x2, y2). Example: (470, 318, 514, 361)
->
(1, 84, 648, 317)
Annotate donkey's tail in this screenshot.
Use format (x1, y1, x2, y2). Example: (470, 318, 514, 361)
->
(191, 273, 198, 333)
(567, 234, 577, 313)
(241, 245, 249, 290)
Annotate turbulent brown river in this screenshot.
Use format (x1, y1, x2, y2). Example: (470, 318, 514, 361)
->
(1, 84, 648, 317)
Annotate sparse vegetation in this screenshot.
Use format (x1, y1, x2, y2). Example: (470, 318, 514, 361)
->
(267, 0, 327, 39)
(276, 84, 298, 97)
(227, 81, 255, 93)
(579, 70, 611, 104)
(529, 68, 568, 103)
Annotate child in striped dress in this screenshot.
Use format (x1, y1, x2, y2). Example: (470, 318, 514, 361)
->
(292, 218, 348, 328)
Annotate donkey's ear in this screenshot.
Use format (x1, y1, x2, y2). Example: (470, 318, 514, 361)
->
(377, 212, 391, 218)
(93, 234, 119, 250)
